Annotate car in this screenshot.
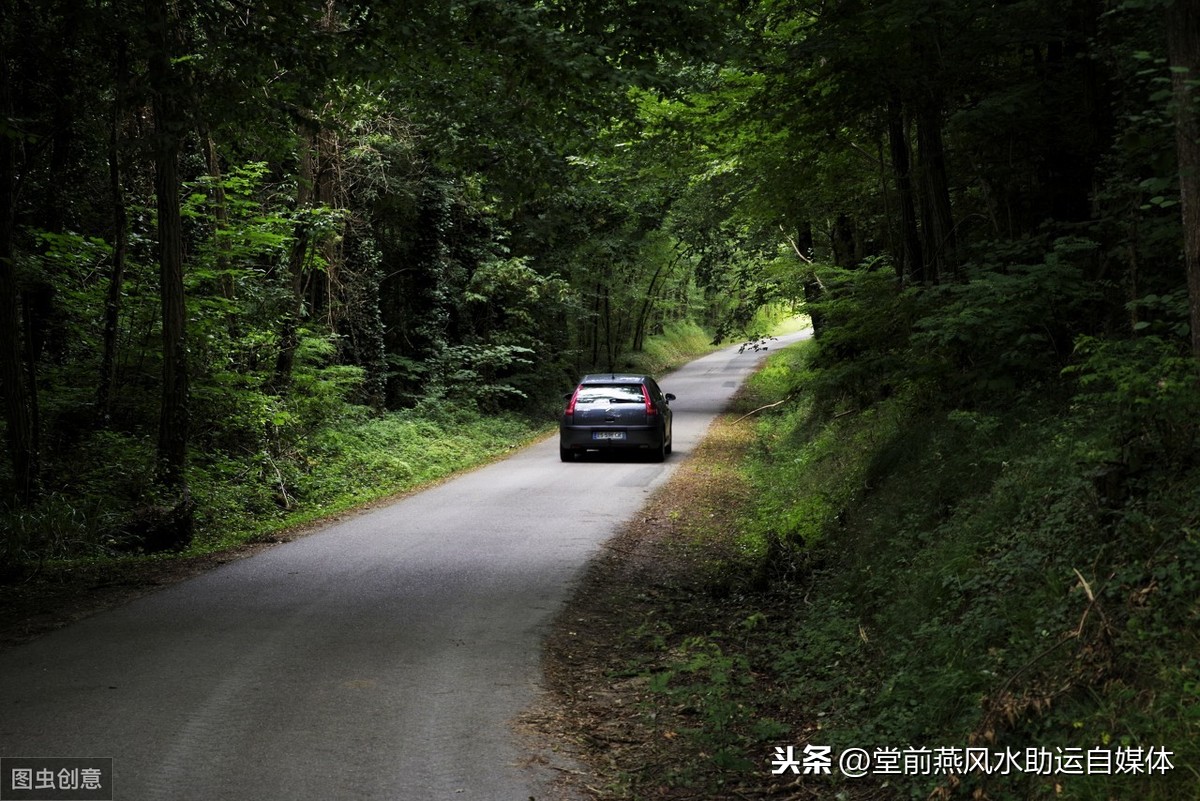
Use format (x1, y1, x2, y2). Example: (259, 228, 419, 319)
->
(559, 373, 675, 462)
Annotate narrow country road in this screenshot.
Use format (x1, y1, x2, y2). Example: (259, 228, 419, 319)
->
(0, 333, 809, 801)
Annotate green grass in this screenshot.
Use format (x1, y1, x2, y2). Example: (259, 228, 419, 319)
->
(189, 404, 551, 551)
(627, 337, 1200, 800)
(744, 302, 811, 339)
(0, 402, 552, 570)
(800, 371, 1193, 799)
(623, 320, 723, 376)
(2, 320, 724, 572)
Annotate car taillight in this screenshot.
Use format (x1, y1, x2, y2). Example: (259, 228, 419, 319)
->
(641, 385, 657, 416)
(565, 388, 581, 415)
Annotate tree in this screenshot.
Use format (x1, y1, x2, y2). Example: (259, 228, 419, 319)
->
(0, 9, 39, 504)
(1165, 0, 1200, 356)
(0, 104, 39, 504)
(144, 0, 193, 542)
(97, 38, 130, 423)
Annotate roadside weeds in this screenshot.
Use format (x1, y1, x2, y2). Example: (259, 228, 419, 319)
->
(525, 392, 829, 801)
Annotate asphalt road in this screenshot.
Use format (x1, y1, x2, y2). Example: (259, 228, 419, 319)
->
(0, 332, 810, 801)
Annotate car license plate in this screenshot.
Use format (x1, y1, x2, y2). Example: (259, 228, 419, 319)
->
(593, 431, 626, 441)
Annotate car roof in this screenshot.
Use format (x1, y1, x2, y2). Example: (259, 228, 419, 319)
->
(579, 373, 652, 384)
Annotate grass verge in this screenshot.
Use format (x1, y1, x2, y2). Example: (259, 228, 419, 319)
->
(622, 321, 725, 377)
(535, 336, 1200, 801)
(0, 322, 725, 649)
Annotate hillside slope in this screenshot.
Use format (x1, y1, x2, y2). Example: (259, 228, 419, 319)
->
(538, 333, 1199, 800)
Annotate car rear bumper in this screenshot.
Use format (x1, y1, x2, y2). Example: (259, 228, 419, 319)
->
(559, 425, 663, 451)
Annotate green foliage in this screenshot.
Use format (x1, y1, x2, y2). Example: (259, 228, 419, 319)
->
(4, 17, 1200, 801)
(182, 162, 293, 263)
(804, 266, 923, 406)
(657, 636, 755, 734)
(621, 320, 718, 376)
(189, 402, 547, 550)
(426, 343, 537, 408)
(743, 389, 865, 549)
(0, 429, 161, 568)
(799, 237, 1120, 414)
(1068, 335, 1200, 468)
(0, 494, 108, 575)
(713, 319, 1200, 799)
(454, 255, 576, 409)
(620, 225, 1197, 793)
(915, 237, 1105, 389)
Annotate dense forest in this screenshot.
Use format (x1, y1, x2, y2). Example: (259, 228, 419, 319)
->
(3, 0, 1200, 797)
(2, 0, 1198, 601)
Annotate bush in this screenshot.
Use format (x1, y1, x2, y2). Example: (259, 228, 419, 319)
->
(913, 237, 1105, 397)
(1068, 335, 1200, 472)
(710, 321, 1200, 800)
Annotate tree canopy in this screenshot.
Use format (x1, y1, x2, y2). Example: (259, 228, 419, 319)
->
(1, 0, 1198, 554)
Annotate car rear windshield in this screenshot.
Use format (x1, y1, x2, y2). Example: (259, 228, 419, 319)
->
(575, 385, 645, 403)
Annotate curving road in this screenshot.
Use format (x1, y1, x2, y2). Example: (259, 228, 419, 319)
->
(0, 332, 809, 801)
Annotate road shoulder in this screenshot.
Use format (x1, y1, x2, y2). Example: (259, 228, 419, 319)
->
(521, 388, 812, 800)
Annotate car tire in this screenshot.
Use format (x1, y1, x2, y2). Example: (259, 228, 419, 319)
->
(560, 447, 575, 462)
(652, 439, 667, 463)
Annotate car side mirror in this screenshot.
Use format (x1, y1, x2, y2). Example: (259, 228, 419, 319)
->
(665, 393, 676, 402)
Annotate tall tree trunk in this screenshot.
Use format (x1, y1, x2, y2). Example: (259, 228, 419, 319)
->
(589, 281, 602, 367)
(310, 112, 339, 326)
(911, 16, 957, 284)
(340, 228, 387, 408)
(203, 130, 235, 302)
(0, 45, 38, 504)
(0, 255, 36, 506)
(632, 250, 680, 351)
(887, 99, 924, 283)
(794, 222, 825, 339)
(305, 5, 341, 329)
(98, 43, 129, 423)
(830, 213, 857, 268)
(602, 283, 614, 370)
(916, 96, 957, 284)
(272, 123, 316, 392)
(23, 0, 83, 368)
(1166, 0, 1200, 357)
(146, 0, 191, 512)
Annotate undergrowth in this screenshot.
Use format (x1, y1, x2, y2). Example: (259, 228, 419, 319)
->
(0, 321, 721, 575)
(626, 266, 1200, 800)
(620, 320, 722, 376)
(0, 404, 549, 570)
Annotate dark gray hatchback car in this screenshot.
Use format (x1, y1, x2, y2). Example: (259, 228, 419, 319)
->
(559, 374, 675, 462)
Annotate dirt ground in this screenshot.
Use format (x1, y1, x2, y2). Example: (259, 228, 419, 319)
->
(521, 413, 824, 801)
